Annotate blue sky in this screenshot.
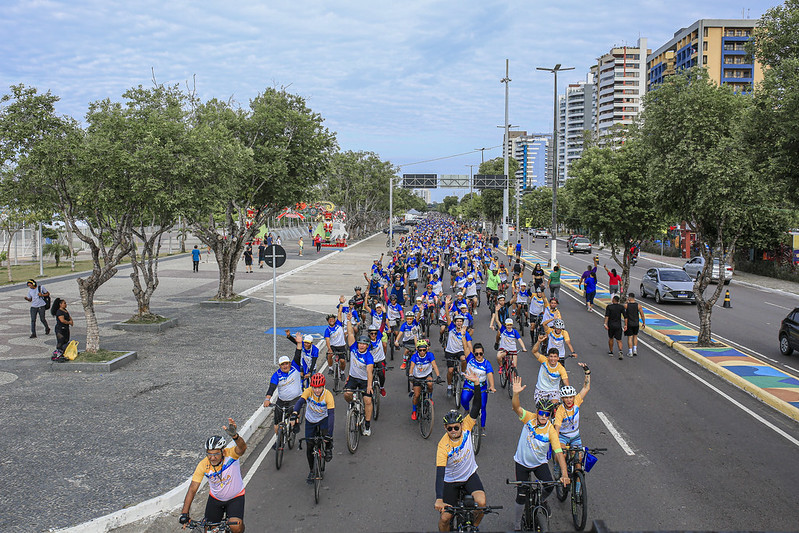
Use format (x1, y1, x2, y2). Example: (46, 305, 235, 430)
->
(1, 0, 777, 201)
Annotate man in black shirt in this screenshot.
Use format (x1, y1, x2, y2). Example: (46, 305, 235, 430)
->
(624, 292, 646, 357)
(604, 295, 626, 360)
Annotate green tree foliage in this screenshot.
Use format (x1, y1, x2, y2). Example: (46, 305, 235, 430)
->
(640, 68, 780, 345)
(441, 195, 459, 216)
(519, 187, 552, 229)
(478, 157, 519, 226)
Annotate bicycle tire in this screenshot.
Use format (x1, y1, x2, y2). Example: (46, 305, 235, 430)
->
(454, 373, 463, 408)
(420, 398, 434, 439)
(275, 426, 285, 470)
(571, 470, 588, 531)
(518, 310, 525, 337)
(555, 475, 569, 501)
(534, 506, 549, 533)
(389, 330, 395, 360)
(498, 361, 508, 388)
(521, 504, 533, 531)
(507, 366, 516, 399)
(288, 423, 296, 450)
(332, 361, 340, 394)
(313, 448, 322, 504)
(372, 379, 381, 421)
(471, 424, 482, 456)
(346, 407, 359, 454)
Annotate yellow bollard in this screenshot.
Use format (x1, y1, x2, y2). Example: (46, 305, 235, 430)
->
(722, 290, 732, 308)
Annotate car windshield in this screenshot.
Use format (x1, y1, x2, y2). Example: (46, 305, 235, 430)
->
(660, 270, 692, 282)
(575, 238, 589, 243)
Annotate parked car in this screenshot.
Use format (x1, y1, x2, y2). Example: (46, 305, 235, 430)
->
(382, 225, 410, 234)
(566, 234, 584, 249)
(640, 267, 696, 304)
(570, 237, 592, 253)
(534, 228, 550, 239)
(682, 256, 733, 284)
(779, 308, 799, 355)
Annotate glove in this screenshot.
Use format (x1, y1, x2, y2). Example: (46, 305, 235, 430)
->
(582, 363, 590, 373)
(494, 342, 499, 351)
(179, 513, 190, 525)
(224, 420, 238, 438)
(290, 413, 299, 422)
(435, 376, 444, 384)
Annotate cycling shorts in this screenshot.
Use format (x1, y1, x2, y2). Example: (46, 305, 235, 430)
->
(344, 376, 372, 397)
(274, 398, 298, 426)
(331, 344, 349, 360)
(444, 350, 465, 368)
(442, 472, 484, 506)
(205, 493, 245, 522)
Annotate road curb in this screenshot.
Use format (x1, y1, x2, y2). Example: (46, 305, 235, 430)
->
(511, 247, 799, 423)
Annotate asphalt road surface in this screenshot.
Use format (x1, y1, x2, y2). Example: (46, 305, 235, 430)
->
(241, 255, 799, 532)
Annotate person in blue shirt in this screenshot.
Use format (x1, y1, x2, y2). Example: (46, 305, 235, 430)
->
(515, 240, 522, 258)
(578, 271, 598, 312)
(408, 339, 442, 420)
(263, 351, 304, 441)
(284, 330, 319, 386)
(324, 300, 349, 379)
(460, 343, 496, 431)
(191, 245, 201, 273)
(390, 279, 406, 306)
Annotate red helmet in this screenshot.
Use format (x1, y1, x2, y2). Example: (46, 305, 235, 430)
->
(310, 373, 325, 387)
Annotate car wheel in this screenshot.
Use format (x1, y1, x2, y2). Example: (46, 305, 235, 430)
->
(723, 279, 731, 285)
(779, 334, 794, 356)
(655, 290, 662, 304)
(639, 284, 646, 298)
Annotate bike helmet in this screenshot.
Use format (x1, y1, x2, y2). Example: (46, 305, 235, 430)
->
(390, 294, 397, 300)
(504, 318, 514, 325)
(367, 324, 379, 331)
(416, 339, 429, 348)
(348, 298, 356, 306)
(454, 314, 466, 321)
(535, 286, 544, 293)
(357, 335, 370, 344)
(310, 373, 326, 387)
(303, 334, 314, 343)
(535, 398, 556, 413)
(560, 385, 577, 397)
(205, 435, 227, 450)
(552, 319, 565, 329)
(442, 410, 465, 425)
(416, 296, 422, 301)
(520, 281, 527, 286)
(354, 286, 362, 292)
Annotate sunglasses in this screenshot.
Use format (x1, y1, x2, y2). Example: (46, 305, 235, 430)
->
(537, 410, 551, 417)
(446, 425, 461, 432)
(206, 451, 222, 457)
(474, 351, 484, 356)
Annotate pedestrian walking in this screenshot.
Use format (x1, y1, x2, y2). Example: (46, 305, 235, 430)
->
(298, 236, 304, 256)
(604, 295, 626, 359)
(191, 245, 201, 272)
(204, 244, 211, 263)
(515, 239, 522, 258)
(624, 292, 646, 357)
(314, 234, 322, 253)
(604, 264, 622, 296)
(258, 242, 266, 269)
(276, 235, 282, 245)
(24, 279, 50, 338)
(579, 272, 597, 312)
(51, 297, 73, 361)
(243, 244, 254, 273)
(547, 265, 561, 300)
(266, 233, 273, 247)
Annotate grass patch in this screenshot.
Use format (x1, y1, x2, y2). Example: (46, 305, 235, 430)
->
(123, 314, 168, 324)
(211, 295, 245, 302)
(73, 349, 127, 363)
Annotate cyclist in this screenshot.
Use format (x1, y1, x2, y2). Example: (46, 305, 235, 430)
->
(485, 267, 500, 308)
(463, 273, 478, 315)
(541, 297, 562, 333)
(472, 269, 483, 309)
(489, 293, 516, 338)
(434, 372, 486, 532)
(443, 304, 472, 398)
(510, 376, 570, 530)
(495, 317, 527, 371)
(344, 297, 362, 337)
(547, 319, 577, 363)
(387, 293, 404, 332)
(344, 313, 375, 436)
(411, 295, 425, 320)
(407, 258, 419, 299)
(390, 279, 406, 306)
(553, 363, 591, 481)
(498, 263, 509, 293)
(292, 373, 335, 484)
(324, 301, 348, 379)
(396, 312, 421, 370)
(452, 268, 467, 293)
(179, 420, 246, 533)
(283, 330, 319, 386)
(531, 262, 545, 292)
(460, 343, 495, 433)
(409, 338, 442, 420)
(352, 286, 366, 314)
(513, 280, 532, 327)
(531, 334, 570, 406)
(367, 323, 388, 397)
(528, 286, 548, 344)
(263, 351, 304, 443)
(430, 271, 444, 299)
(364, 271, 382, 305)
(364, 299, 386, 332)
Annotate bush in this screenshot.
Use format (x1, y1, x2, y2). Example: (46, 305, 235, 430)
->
(639, 240, 682, 258)
(733, 258, 799, 283)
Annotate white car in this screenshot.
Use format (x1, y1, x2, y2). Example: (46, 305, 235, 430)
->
(534, 229, 550, 239)
(682, 256, 733, 284)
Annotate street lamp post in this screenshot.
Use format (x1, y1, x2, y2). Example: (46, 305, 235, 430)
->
(501, 59, 511, 246)
(465, 164, 478, 197)
(536, 64, 574, 268)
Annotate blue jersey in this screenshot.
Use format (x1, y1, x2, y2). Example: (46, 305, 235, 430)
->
(348, 343, 375, 380)
(463, 355, 493, 391)
(269, 361, 303, 400)
(300, 344, 320, 374)
(324, 320, 346, 347)
(410, 350, 436, 378)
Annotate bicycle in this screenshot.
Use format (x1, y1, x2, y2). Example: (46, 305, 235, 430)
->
(184, 518, 231, 532)
(486, 289, 498, 312)
(329, 349, 347, 393)
(372, 362, 391, 421)
(516, 303, 529, 337)
(343, 388, 368, 453)
(409, 376, 442, 439)
(453, 368, 464, 408)
(506, 478, 562, 532)
(555, 445, 607, 531)
(444, 491, 502, 532)
(298, 431, 330, 504)
(274, 403, 299, 470)
(496, 352, 518, 399)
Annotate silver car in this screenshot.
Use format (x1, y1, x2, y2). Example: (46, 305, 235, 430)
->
(640, 267, 696, 304)
(682, 256, 733, 284)
(571, 237, 592, 253)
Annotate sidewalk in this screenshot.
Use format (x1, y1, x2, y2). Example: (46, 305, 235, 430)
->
(515, 247, 799, 421)
(0, 238, 350, 532)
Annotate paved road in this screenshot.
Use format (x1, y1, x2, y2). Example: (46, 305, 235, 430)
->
(514, 231, 799, 379)
(238, 238, 799, 532)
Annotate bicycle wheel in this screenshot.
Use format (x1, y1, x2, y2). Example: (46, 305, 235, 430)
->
(571, 470, 588, 531)
(288, 422, 297, 450)
(507, 366, 517, 399)
(275, 426, 285, 470)
(313, 449, 323, 504)
(534, 506, 549, 533)
(372, 379, 381, 421)
(454, 374, 463, 408)
(521, 504, 533, 531)
(346, 408, 360, 454)
(389, 333, 395, 360)
(498, 361, 508, 388)
(420, 398, 434, 439)
(518, 311, 525, 337)
(471, 424, 482, 455)
(332, 361, 340, 393)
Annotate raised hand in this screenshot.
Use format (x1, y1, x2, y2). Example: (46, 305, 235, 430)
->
(512, 375, 526, 395)
(223, 418, 238, 438)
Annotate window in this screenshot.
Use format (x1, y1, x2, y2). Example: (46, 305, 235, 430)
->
(703, 27, 708, 37)
(703, 55, 708, 65)
(703, 41, 708, 51)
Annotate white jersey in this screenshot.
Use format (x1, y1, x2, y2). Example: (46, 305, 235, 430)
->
(498, 326, 521, 352)
(370, 330, 386, 363)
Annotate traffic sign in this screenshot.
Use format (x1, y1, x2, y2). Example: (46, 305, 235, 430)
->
(401, 174, 437, 188)
(264, 244, 286, 268)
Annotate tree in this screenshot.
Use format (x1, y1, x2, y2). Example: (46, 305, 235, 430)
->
(441, 195, 459, 216)
(188, 89, 336, 300)
(42, 242, 71, 267)
(0, 206, 40, 282)
(478, 157, 519, 230)
(568, 139, 663, 299)
(519, 187, 552, 229)
(640, 68, 779, 345)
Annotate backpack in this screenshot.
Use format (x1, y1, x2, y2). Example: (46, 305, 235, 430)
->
(38, 286, 51, 310)
(63, 340, 79, 361)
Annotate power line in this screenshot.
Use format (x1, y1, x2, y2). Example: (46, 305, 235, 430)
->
(397, 145, 501, 169)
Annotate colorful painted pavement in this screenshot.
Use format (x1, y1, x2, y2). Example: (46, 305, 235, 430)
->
(516, 249, 799, 418)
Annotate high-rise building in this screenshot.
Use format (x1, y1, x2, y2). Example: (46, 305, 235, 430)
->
(512, 133, 550, 189)
(647, 19, 763, 93)
(412, 189, 431, 204)
(591, 37, 649, 142)
(557, 79, 594, 181)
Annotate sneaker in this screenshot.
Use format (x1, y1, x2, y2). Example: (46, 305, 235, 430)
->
(618, 352, 624, 360)
(447, 387, 452, 398)
(30, 334, 37, 339)
(633, 350, 638, 356)
(607, 351, 613, 356)
(411, 411, 418, 421)
(362, 427, 371, 437)
(400, 362, 406, 370)
(627, 351, 634, 357)
(380, 388, 386, 397)
(306, 471, 314, 484)
(55, 356, 67, 363)
(328, 367, 334, 375)
(51, 355, 58, 361)
(45, 328, 51, 335)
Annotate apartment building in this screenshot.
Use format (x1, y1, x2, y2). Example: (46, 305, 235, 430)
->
(557, 79, 595, 181)
(511, 133, 550, 189)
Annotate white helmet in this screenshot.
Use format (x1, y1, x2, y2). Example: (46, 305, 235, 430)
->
(205, 435, 227, 450)
(560, 385, 577, 397)
(454, 314, 466, 321)
(552, 319, 565, 329)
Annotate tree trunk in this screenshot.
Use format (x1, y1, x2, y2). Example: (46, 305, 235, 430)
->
(66, 222, 75, 272)
(129, 225, 169, 318)
(77, 275, 101, 353)
(5, 229, 14, 283)
(213, 240, 240, 299)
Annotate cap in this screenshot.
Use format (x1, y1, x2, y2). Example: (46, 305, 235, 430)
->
(505, 318, 514, 325)
(457, 291, 464, 296)
(303, 335, 313, 343)
(278, 356, 291, 365)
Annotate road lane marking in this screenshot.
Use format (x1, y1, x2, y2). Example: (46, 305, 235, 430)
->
(765, 301, 792, 310)
(596, 412, 635, 456)
(244, 433, 277, 487)
(787, 365, 799, 373)
(639, 337, 799, 448)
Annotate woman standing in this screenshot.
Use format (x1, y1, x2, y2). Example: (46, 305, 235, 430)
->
(548, 265, 561, 300)
(51, 298, 73, 361)
(531, 263, 545, 291)
(243, 245, 254, 273)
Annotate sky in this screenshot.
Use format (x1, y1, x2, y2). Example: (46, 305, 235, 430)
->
(1, 0, 778, 201)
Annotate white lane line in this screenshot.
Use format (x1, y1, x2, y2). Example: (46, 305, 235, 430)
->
(786, 365, 799, 373)
(765, 301, 792, 310)
(638, 337, 799, 447)
(596, 412, 635, 456)
(243, 433, 277, 487)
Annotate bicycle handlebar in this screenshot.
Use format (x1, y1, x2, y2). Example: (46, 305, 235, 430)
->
(506, 478, 563, 487)
(443, 505, 503, 514)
